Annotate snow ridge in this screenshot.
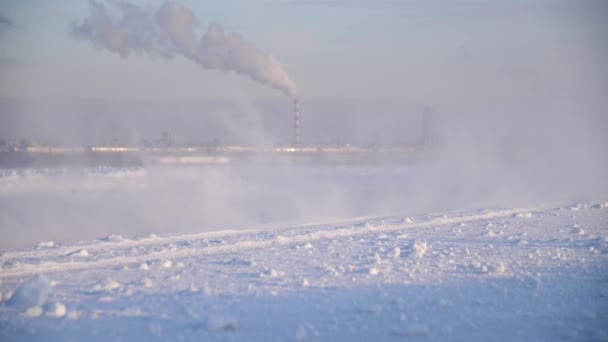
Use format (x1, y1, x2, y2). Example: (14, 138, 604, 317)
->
(1, 206, 545, 279)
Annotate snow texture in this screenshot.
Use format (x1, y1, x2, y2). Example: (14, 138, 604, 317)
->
(1, 201, 607, 341)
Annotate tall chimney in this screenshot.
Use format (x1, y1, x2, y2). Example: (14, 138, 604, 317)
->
(294, 98, 300, 146)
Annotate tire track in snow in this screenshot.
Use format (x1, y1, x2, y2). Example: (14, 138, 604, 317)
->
(0, 216, 379, 261)
(0, 207, 543, 279)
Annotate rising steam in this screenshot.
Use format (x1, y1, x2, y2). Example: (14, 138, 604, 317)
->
(72, 1, 297, 98)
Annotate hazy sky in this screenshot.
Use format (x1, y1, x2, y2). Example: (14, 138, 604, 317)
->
(0, 0, 606, 106)
(0, 1, 606, 233)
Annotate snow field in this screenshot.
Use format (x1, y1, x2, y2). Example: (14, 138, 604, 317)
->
(0, 201, 606, 341)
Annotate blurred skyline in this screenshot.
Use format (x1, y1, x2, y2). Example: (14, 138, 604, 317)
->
(0, 0, 607, 148)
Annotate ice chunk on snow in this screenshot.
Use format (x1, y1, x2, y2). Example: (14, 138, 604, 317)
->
(162, 260, 173, 268)
(412, 240, 427, 258)
(6, 275, 52, 309)
(373, 253, 382, 264)
(392, 247, 401, 258)
(45, 302, 67, 318)
(368, 267, 380, 275)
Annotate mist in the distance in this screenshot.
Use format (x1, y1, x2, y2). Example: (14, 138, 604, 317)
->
(0, 0, 607, 247)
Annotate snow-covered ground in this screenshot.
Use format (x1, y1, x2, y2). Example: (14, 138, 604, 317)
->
(1, 200, 607, 341)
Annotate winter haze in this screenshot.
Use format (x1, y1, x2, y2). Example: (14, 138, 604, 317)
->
(0, 1, 607, 341)
(1, 0, 606, 245)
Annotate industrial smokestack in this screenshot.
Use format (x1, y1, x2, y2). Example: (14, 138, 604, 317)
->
(294, 99, 300, 146)
(72, 1, 297, 98)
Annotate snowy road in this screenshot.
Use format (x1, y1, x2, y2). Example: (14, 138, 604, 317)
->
(1, 202, 607, 341)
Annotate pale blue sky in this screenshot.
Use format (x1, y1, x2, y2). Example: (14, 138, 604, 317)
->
(0, 0, 606, 107)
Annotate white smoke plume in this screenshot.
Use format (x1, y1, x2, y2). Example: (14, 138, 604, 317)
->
(72, 1, 297, 98)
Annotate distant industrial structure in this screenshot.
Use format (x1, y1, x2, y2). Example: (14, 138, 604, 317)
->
(0, 140, 428, 168)
(0, 105, 435, 168)
(294, 98, 301, 145)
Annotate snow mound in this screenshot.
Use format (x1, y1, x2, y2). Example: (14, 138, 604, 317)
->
(104, 234, 124, 242)
(5, 275, 52, 309)
(514, 212, 533, 218)
(23, 306, 44, 318)
(393, 323, 429, 337)
(140, 278, 153, 288)
(94, 278, 121, 292)
(66, 310, 82, 320)
(207, 315, 238, 331)
(36, 241, 55, 249)
(296, 323, 319, 341)
(225, 258, 256, 267)
(1, 290, 14, 302)
(572, 227, 585, 235)
(67, 249, 89, 257)
(260, 268, 284, 278)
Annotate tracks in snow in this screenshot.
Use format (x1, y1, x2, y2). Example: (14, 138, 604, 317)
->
(0, 206, 542, 279)
(0, 215, 381, 262)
